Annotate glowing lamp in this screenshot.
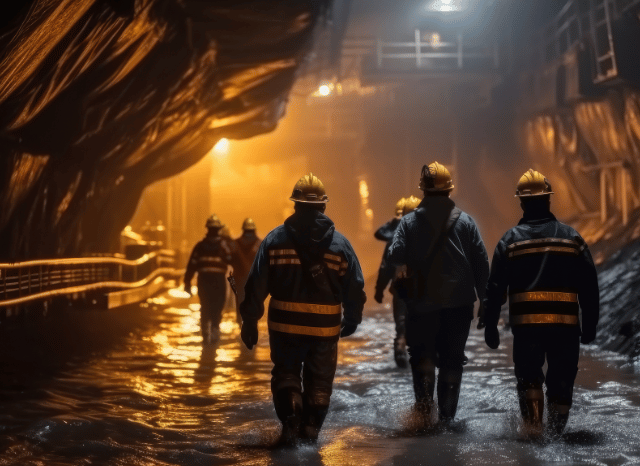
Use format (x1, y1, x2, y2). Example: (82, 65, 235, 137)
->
(212, 138, 230, 159)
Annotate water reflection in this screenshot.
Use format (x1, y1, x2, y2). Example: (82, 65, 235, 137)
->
(1, 294, 640, 465)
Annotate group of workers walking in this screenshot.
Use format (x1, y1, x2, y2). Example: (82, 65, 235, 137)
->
(184, 163, 600, 445)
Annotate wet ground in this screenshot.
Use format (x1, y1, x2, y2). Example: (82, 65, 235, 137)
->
(1, 289, 640, 466)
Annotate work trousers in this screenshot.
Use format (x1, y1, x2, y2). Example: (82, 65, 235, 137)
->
(406, 305, 473, 371)
(197, 273, 227, 331)
(269, 332, 338, 422)
(392, 291, 407, 343)
(512, 326, 580, 407)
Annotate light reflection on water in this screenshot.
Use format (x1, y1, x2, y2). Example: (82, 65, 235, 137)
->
(0, 291, 639, 465)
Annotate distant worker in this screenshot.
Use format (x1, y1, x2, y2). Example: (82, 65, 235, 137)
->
(482, 169, 599, 437)
(374, 198, 405, 243)
(388, 162, 489, 425)
(239, 173, 366, 444)
(374, 197, 417, 367)
(184, 215, 232, 344)
(232, 218, 262, 321)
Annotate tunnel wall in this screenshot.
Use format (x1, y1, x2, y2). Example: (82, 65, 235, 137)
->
(0, 0, 333, 260)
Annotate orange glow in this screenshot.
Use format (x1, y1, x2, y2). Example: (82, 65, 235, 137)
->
(359, 180, 369, 200)
(365, 208, 374, 220)
(211, 138, 230, 159)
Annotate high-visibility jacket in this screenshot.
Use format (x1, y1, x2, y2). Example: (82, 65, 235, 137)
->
(484, 213, 599, 339)
(239, 209, 366, 340)
(184, 234, 232, 283)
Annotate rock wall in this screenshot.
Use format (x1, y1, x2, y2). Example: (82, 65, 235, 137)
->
(0, 0, 332, 259)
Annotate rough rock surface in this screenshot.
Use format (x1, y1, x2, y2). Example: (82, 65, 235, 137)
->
(0, 0, 332, 259)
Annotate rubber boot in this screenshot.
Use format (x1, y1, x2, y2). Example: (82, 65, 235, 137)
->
(274, 388, 303, 445)
(547, 402, 570, 438)
(394, 336, 408, 368)
(411, 365, 436, 425)
(437, 369, 463, 423)
(301, 397, 329, 442)
(518, 387, 544, 433)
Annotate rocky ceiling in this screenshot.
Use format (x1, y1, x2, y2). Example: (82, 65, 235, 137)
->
(0, 0, 334, 259)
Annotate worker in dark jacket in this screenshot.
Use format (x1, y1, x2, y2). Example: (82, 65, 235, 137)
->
(388, 162, 490, 425)
(240, 173, 366, 443)
(232, 218, 262, 322)
(374, 196, 419, 368)
(483, 169, 599, 437)
(374, 198, 405, 242)
(184, 215, 233, 344)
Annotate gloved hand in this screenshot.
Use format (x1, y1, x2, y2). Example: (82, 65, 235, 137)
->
(374, 289, 384, 304)
(476, 300, 486, 329)
(184, 281, 192, 296)
(485, 325, 500, 349)
(580, 331, 596, 345)
(241, 320, 259, 350)
(340, 318, 358, 338)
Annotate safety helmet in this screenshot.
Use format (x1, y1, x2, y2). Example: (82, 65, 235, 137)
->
(395, 197, 407, 216)
(402, 195, 421, 216)
(205, 214, 223, 229)
(220, 225, 232, 239)
(289, 173, 329, 204)
(419, 161, 454, 192)
(515, 169, 554, 197)
(242, 218, 257, 231)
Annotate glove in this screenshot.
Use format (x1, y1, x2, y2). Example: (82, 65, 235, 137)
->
(340, 318, 358, 338)
(374, 289, 384, 304)
(184, 282, 192, 296)
(241, 320, 259, 350)
(581, 331, 596, 345)
(485, 326, 500, 349)
(476, 300, 486, 330)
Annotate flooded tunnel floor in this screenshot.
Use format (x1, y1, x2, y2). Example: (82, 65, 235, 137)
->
(1, 290, 640, 465)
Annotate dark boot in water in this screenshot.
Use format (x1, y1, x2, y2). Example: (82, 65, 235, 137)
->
(547, 402, 570, 438)
(411, 364, 436, 427)
(518, 387, 544, 435)
(437, 369, 462, 423)
(394, 336, 408, 368)
(274, 388, 303, 445)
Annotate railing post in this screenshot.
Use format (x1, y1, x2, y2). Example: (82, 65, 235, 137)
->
(600, 168, 607, 223)
(621, 166, 628, 226)
(376, 38, 383, 69)
(415, 29, 422, 68)
(457, 33, 463, 69)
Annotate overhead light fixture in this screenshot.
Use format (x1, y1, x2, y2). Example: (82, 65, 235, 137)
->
(314, 83, 333, 97)
(427, 0, 462, 12)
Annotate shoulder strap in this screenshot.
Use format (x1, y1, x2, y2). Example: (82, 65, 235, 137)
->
(420, 207, 462, 267)
(284, 229, 340, 300)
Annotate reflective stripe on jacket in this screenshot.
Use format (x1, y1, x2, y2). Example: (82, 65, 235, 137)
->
(184, 235, 232, 284)
(484, 213, 599, 333)
(239, 210, 366, 340)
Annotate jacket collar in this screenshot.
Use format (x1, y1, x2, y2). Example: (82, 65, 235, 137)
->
(518, 211, 557, 226)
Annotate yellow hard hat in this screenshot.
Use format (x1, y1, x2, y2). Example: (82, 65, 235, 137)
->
(242, 218, 257, 231)
(395, 197, 407, 215)
(515, 169, 554, 197)
(419, 162, 454, 192)
(205, 214, 224, 229)
(220, 225, 231, 239)
(402, 195, 421, 216)
(289, 173, 329, 204)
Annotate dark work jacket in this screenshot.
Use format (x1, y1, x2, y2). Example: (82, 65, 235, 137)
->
(387, 196, 489, 312)
(375, 224, 401, 294)
(239, 210, 366, 340)
(374, 217, 401, 242)
(232, 232, 262, 284)
(484, 212, 599, 339)
(184, 234, 233, 285)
